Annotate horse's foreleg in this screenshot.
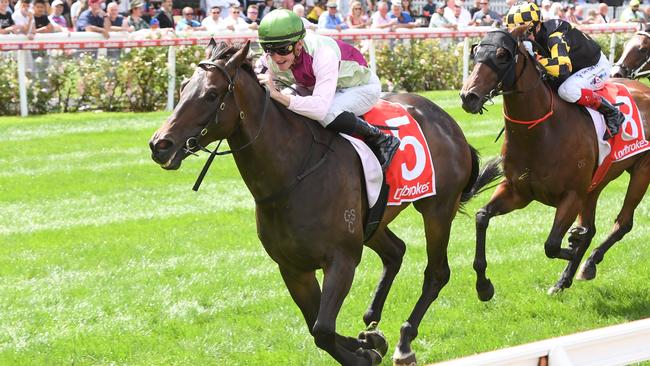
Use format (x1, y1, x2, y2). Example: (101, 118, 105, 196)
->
(475, 181, 529, 301)
(279, 266, 368, 359)
(393, 210, 453, 366)
(549, 193, 599, 293)
(578, 160, 650, 280)
(313, 255, 382, 366)
(544, 191, 582, 262)
(362, 228, 406, 327)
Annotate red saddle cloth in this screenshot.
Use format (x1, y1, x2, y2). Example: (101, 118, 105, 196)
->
(590, 82, 650, 191)
(364, 100, 436, 205)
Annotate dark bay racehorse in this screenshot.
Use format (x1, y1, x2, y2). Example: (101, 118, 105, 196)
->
(460, 26, 650, 296)
(149, 40, 500, 366)
(611, 31, 650, 79)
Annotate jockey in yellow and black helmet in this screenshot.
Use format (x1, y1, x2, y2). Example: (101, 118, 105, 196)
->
(506, 2, 625, 140)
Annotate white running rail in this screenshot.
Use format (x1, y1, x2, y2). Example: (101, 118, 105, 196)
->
(429, 318, 650, 366)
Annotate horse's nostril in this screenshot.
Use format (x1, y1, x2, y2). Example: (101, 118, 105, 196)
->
(155, 139, 173, 152)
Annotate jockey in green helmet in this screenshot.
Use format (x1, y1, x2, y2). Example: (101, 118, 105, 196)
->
(256, 9, 400, 170)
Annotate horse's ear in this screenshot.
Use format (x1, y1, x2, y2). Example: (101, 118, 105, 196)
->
(225, 41, 251, 70)
(510, 25, 530, 41)
(205, 38, 217, 59)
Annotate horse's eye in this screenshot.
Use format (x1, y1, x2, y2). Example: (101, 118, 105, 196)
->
(206, 90, 218, 101)
(496, 49, 511, 62)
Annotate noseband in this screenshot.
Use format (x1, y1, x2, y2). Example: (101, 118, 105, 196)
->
(187, 59, 270, 191)
(614, 32, 650, 79)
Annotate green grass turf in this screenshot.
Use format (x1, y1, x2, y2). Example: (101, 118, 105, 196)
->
(1, 92, 648, 366)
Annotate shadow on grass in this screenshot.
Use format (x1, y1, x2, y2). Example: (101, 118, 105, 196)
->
(589, 286, 650, 319)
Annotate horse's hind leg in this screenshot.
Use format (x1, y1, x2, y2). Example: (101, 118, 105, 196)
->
(475, 182, 530, 301)
(577, 160, 650, 280)
(362, 228, 406, 327)
(279, 266, 380, 363)
(392, 201, 454, 366)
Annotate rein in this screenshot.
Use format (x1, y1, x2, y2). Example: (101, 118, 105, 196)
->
(615, 31, 650, 79)
(187, 58, 334, 205)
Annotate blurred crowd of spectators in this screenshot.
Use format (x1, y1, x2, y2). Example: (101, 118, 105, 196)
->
(1, 0, 649, 38)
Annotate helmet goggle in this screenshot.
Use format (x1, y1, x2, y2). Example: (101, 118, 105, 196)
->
(262, 42, 295, 56)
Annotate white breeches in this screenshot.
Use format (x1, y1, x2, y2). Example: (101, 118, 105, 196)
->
(320, 73, 382, 127)
(557, 53, 611, 103)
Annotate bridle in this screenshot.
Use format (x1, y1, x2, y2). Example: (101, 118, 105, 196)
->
(473, 29, 554, 128)
(614, 31, 650, 79)
(185, 59, 270, 191)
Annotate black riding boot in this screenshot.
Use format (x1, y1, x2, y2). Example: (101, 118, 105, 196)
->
(327, 111, 401, 170)
(597, 97, 625, 140)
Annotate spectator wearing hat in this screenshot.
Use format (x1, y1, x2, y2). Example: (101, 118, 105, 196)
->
(105, 1, 128, 30)
(318, 1, 347, 29)
(471, 0, 500, 26)
(77, 0, 109, 37)
(127, 0, 148, 30)
(154, 0, 174, 28)
(176, 6, 205, 30)
(49, 0, 68, 28)
(443, 0, 470, 27)
(620, 0, 646, 25)
(388, 3, 416, 28)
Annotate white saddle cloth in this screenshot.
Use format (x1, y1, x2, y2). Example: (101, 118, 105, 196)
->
(341, 134, 383, 208)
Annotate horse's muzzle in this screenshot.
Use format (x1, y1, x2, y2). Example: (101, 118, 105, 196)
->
(460, 91, 484, 114)
(149, 136, 180, 169)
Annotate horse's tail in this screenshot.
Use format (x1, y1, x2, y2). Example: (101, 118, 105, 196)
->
(460, 145, 503, 206)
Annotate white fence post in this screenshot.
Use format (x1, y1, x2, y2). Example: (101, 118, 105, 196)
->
(462, 36, 470, 83)
(609, 32, 617, 63)
(167, 45, 176, 112)
(17, 50, 28, 117)
(368, 39, 376, 75)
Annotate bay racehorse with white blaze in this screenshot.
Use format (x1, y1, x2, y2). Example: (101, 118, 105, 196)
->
(460, 26, 650, 297)
(149, 40, 501, 366)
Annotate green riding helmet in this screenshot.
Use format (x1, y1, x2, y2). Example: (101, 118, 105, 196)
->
(258, 9, 306, 46)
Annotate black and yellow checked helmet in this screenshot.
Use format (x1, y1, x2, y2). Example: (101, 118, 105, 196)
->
(506, 2, 541, 30)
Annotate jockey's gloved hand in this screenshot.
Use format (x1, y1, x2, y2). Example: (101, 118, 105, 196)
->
(523, 41, 534, 57)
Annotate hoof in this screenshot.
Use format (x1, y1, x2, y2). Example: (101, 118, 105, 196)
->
(477, 280, 495, 302)
(392, 348, 417, 366)
(359, 323, 388, 357)
(357, 348, 383, 366)
(576, 262, 596, 281)
(547, 284, 564, 295)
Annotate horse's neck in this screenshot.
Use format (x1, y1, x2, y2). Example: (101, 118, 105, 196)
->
(502, 66, 556, 142)
(228, 79, 315, 202)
